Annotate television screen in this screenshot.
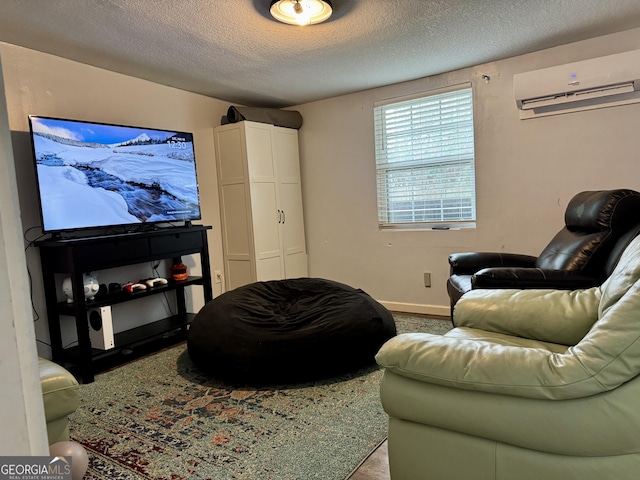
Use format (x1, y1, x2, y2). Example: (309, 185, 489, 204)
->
(28, 116, 202, 234)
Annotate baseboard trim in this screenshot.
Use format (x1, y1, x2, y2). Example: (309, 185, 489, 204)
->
(379, 301, 450, 318)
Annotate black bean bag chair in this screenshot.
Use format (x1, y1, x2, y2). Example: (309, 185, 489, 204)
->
(187, 278, 396, 384)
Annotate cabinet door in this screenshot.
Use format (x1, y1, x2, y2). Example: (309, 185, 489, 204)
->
(273, 127, 308, 278)
(215, 125, 255, 289)
(246, 123, 285, 281)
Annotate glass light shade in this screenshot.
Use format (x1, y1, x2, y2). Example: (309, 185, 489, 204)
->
(270, 0, 333, 26)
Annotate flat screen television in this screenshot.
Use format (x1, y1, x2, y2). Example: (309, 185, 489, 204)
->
(28, 115, 202, 235)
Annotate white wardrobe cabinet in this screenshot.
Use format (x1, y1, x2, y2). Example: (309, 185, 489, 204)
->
(214, 121, 308, 290)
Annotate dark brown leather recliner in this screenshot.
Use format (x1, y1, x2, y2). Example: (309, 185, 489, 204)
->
(447, 189, 640, 320)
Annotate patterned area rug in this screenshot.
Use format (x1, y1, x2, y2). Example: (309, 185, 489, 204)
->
(70, 314, 452, 479)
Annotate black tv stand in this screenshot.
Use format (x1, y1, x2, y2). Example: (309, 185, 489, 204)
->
(36, 225, 213, 383)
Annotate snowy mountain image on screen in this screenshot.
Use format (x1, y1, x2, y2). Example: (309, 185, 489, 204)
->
(30, 118, 201, 232)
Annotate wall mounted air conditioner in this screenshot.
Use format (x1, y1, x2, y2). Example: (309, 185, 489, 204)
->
(514, 49, 640, 119)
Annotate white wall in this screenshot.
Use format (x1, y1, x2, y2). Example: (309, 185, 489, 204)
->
(0, 42, 230, 357)
(295, 27, 640, 315)
(0, 53, 48, 455)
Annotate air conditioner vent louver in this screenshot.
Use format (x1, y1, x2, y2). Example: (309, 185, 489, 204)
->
(521, 82, 636, 109)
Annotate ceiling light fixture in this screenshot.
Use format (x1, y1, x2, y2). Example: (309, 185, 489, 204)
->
(270, 0, 333, 26)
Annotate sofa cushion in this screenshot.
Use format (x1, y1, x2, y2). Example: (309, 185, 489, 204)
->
(599, 233, 640, 318)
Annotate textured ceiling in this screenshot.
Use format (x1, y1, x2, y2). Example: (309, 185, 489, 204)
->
(2, 0, 640, 108)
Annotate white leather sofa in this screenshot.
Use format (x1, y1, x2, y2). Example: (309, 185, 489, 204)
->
(376, 234, 640, 480)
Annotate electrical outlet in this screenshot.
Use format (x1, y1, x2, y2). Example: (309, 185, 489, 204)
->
(424, 272, 431, 288)
(214, 270, 222, 284)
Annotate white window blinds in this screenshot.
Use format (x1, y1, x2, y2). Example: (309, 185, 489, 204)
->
(374, 85, 476, 228)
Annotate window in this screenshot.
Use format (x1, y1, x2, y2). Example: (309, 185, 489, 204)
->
(374, 84, 476, 229)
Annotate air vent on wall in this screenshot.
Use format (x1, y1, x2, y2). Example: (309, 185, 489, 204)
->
(514, 50, 640, 119)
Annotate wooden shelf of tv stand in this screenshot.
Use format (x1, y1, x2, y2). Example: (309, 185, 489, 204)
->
(56, 276, 206, 314)
(63, 313, 196, 366)
(36, 225, 213, 383)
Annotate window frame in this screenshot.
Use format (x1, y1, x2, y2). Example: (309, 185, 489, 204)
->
(373, 82, 477, 230)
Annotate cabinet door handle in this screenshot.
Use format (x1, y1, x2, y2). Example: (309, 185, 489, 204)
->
(282, 210, 285, 224)
(277, 209, 282, 224)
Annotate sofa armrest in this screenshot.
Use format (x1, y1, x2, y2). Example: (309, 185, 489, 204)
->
(472, 267, 603, 290)
(39, 358, 79, 444)
(375, 330, 603, 400)
(454, 288, 601, 345)
(448, 252, 537, 275)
